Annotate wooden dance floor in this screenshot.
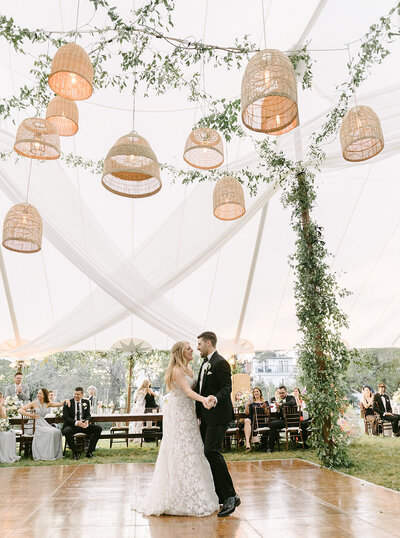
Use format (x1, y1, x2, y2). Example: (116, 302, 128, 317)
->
(1, 459, 399, 537)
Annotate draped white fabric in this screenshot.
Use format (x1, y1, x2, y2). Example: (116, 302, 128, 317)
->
(1, 83, 400, 357)
(0, 129, 278, 357)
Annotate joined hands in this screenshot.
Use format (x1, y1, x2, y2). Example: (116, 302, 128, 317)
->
(202, 395, 217, 410)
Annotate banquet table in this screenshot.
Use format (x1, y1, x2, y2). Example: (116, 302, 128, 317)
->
(10, 412, 247, 426)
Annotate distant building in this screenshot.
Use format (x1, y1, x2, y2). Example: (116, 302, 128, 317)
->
(250, 350, 298, 387)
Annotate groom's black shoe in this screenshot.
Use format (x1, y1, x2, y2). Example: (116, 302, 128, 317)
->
(85, 451, 94, 458)
(73, 453, 80, 461)
(218, 495, 240, 517)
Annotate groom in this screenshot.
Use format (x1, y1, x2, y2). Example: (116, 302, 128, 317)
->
(195, 331, 240, 517)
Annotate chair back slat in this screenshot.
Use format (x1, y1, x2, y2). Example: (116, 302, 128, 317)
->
(253, 406, 270, 430)
(283, 406, 301, 428)
(21, 417, 35, 436)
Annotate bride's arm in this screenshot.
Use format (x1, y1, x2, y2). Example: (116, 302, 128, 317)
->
(173, 369, 207, 404)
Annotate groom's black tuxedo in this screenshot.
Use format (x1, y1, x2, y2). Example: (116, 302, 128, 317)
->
(195, 351, 235, 425)
(62, 398, 102, 455)
(195, 350, 236, 503)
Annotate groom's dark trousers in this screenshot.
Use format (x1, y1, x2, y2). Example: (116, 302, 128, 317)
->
(195, 351, 236, 503)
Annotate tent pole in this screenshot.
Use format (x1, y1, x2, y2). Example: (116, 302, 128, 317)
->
(0, 247, 21, 345)
(127, 353, 133, 413)
(235, 204, 268, 344)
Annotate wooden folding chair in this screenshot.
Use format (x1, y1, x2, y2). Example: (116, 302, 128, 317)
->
(19, 417, 35, 457)
(283, 406, 304, 449)
(252, 406, 270, 447)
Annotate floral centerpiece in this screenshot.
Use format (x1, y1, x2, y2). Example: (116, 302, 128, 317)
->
(107, 401, 115, 414)
(0, 418, 12, 432)
(393, 388, 400, 404)
(4, 396, 20, 418)
(53, 406, 64, 418)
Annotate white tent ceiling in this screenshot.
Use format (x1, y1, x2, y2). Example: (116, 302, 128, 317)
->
(0, 0, 400, 357)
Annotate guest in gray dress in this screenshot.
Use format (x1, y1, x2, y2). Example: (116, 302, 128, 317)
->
(0, 395, 20, 463)
(19, 388, 70, 461)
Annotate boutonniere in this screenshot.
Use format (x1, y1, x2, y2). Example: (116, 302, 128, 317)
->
(83, 403, 88, 408)
(205, 362, 211, 373)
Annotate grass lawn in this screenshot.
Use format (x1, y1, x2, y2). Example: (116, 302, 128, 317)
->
(1, 435, 399, 492)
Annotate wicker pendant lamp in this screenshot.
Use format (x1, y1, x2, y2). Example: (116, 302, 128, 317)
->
(213, 176, 245, 221)
(14, 117, 60, 160)
(46, 96, 79, 136)
(102, 131, 162, 198)
(48, 43, 93, 101)
(2, 203, 42, 253)
(340, 105, 384, 162)
(183, 128, 224, 170)
(241, 49, 298, 135)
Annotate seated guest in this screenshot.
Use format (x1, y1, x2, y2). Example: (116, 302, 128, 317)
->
(244, 387, 268, 452)
(5, 372, 29, 402)
(87, 386, 98, 411)
(267, 385, 297, 452)
(62, 387, 102, 460)
(292, 387, 305, 411)
(373, 382, 400, 436)
(360, 386, 377, 435)
(293, 386, 311, 444)
(19, 388, 69, 460)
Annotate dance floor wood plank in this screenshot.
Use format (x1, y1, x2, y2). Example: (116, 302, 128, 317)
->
(1, 459, 399, 537)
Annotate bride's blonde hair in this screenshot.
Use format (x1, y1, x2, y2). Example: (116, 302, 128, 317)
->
(165, 341, 192, 390)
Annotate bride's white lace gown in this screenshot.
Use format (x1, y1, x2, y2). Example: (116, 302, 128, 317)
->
(139, 376, 219, 517)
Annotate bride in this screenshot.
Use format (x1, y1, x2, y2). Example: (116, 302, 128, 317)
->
(137, 341, 219, 517)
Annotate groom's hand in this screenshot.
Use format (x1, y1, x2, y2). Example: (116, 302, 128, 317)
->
(204, 395, 217, 409)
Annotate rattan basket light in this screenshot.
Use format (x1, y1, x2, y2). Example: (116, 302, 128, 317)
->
(241, 49, 298, 135)
(183, 128, 224, 169)
(14, 118, 60, 160)
(213, 176, 245, 221)
(46, 96, 79, 136)
(2, 203, 43, 253)
(340, 105, 384, 162)
(48, 43, 93, 101)
(102, 131, 162, 198)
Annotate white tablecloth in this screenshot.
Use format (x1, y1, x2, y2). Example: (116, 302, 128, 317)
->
(392, 402, 400, 415)
(0, 430, 20, 463)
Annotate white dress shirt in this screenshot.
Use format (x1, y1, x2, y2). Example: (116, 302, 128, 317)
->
(199, 352, 214, 393)
(381, 394, 387, 414)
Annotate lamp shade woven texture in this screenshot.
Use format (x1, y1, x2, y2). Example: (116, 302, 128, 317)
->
(46, 96, 79, 136)
(14, 118, 60, 160)
(241, 49, 298, 134)
(340, 105, 384, 162)
(2, 203, 43, 253)
(102, 132, 162, 198)
(48, 43, 93, 101)
(213, 176, 246, 221)
(183, 128, 224, 170)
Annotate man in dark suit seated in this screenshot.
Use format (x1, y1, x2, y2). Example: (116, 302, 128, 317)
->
(62, 386, 102, 460)
(267, 385, 297, 452)
(373, 382, 400, 436)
